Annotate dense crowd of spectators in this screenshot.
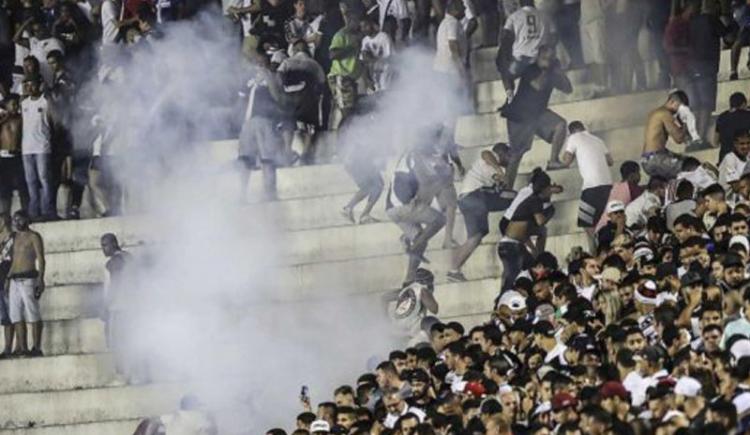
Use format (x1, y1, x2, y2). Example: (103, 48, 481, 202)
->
(10, 0, 750, 433)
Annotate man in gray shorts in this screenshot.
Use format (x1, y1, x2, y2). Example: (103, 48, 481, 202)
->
(238, 54, 288, 202)
(499, 45, 572, 188)
(386, 144, 450, 285)
(7, 210, 44, 357)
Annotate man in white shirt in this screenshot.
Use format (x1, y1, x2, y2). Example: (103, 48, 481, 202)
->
(101, 0, 126, 46)
(20, 78, 55, 220)
(12, 20, 64, 86)
(433, 0, 468, 81)
(448, 143, 516, 282)
(382, 390, 425, 429)
(559, 121, 613, 243)
(360, 17, 393, 92)
(625, 176, 667, 229)
(497, 0, 547, 99)
(719, 129, 750, 190)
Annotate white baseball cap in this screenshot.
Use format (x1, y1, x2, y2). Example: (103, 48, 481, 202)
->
(606, 200, 625, 214)
(497, 290, 526, 311)
(310, 420, 330, 433)
(675, 377, 702, 398)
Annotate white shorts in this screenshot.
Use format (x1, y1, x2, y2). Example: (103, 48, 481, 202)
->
(9, 278, 41, 323)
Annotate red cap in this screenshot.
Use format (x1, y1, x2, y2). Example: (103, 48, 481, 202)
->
(600, 381, 628, 400)
(464, 381, 486, 398)
(551, 392, 578, 411)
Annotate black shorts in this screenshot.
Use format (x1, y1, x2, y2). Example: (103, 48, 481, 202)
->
(459, 188, 516, 238)
(577, 184, 612, 228)
(507, 109, 565, 157)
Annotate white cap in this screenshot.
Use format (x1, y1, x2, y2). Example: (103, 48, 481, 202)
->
(674, 377, 702, 398)
(730, 235, 750, 253)
(310, 420, 330, 433)
(732, 339, 750, 361)
(497, 290, 526, 311)
(606, 200, 625, 214)
(661, 410, 686, 423)
(735, 392, 750, 415)
(656, 292, 678, 307)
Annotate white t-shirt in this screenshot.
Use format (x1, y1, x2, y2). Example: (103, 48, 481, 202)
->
(504, 6, 547, 59)
(362, 32, 393, 60)
(625, 191, 661, 228)
(460, 150, 500, 195)
(383, 406, 426, 429)
(433, 14, 467, 76)
(564, 130, 612, 190)
(101, 0, 120, 46)
(719, 151, 747, 188)
(377, 0, 410, 28)
(21, 96, 52, 155)
(234, 0, 255, 36)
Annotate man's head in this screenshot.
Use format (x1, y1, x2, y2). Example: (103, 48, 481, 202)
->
(620, 161, 641, 184)
(100, 233, 120, 257)
(724, 254, 746, 288)
(731, 214, 749, 237)
(359, 16, 378, 36)
(568, 121, 585, 135)
(666, 89, 689, 112)
(12, 210, 29, 232)
(647, 175, 668, 198)
(24, 77, 42, 97)
(701, 184, 726, 213)
(446, 0, 465, 19)
(333, 385, 355, 407)
(46, 50, 64, 73)
(624, 328, 646, 353)
(605, 200, 626, 227)
(730, 92, 748, 110)
(701, 324, 722, 352)
(375, 361, 399, 389)
(675, 179, 694, 201)
(382, 390, 406, 416)
(3, 94, 19, 114)
(22, 55, 39, 76)
(733, 129, 750, 158)
(30, 20, 49, 39)
(673, 215, 703, 243)
(492, 142, 511, 166)
(336, 406, 356, 429)
(293, 0, 306, 16)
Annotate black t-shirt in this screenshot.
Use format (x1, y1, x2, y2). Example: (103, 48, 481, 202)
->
(508, 194, 544, 224)
(254, 0, 293, 42)
(502, 65, 555, 123)
(716, 109, 750, 162)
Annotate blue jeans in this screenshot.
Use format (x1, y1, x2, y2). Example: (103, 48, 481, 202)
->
(22, 154, 54, 218)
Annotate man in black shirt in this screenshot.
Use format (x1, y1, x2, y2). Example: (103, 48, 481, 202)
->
(715, 92, 750, 163)
(499, 45, 572, 188)
(688, 1, 729, 145)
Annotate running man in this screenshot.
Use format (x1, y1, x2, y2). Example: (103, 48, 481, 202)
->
(7, 210, 44, 357)
(447, 143, 516, 282)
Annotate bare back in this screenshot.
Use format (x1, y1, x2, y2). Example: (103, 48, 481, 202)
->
(0, 115, 21, 155)
(643, 107, 686, 154)
(10, 231, 43, 275)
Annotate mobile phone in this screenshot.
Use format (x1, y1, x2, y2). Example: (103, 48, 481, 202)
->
(300, 385, 309, 403)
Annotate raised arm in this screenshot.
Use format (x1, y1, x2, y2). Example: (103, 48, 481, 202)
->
(13, 18, 34, 49)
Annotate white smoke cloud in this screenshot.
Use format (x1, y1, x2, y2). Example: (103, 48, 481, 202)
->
(74, 9, 467, 432)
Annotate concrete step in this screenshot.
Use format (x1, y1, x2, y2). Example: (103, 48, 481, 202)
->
(470, 47, 741, 107)
(33, 318, 105, 356)
(0, 420, 139, 435)
(456, 77, 748, 148)
(41, 284, 99, 321)
(0, 383, 185, 430)
(0, 354, 114, 395)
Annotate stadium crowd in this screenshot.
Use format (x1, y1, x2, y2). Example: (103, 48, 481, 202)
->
(7, 0, 750, 433)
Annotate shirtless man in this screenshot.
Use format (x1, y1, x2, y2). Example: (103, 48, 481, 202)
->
(641, 90, 690, 180)
(7, 210, 45, 357)
(0, 95, 28, 215)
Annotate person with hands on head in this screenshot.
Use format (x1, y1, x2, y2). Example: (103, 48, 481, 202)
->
(7, 210, 44, 357)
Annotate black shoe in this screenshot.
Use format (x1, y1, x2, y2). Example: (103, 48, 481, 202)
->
(0, 352, 12, 360)
(66, 209, 80, 220)
(27, 348, 43, 358)
(730, 72, 739, 81)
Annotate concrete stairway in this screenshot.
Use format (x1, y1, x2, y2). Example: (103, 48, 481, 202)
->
(0, 45, 735, 433)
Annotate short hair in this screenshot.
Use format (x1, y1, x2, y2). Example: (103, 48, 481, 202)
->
(337, 406, 356, 416)
(266, 429, 287, 435)
(674, 214, 703, 232)
(492, 142, 510, 156)
(681, 156, 701, 171)
(733, 128, 750, 142)
(297, 412, 316, 424)
(647, 216, 667, 234)
(487, 355, 514, 377)
(702, 183, 725, 199)
(620, 161, 640, 179)
(334, 385, 355, 397)
(568, 120, 585, 134)
(46, 50, 63, 62)
(445, 321, 465, 336)
(730, 92, 747, 109)
(389, 350, 407, 361)
(676, 179, 695, 200)
(375, 361, 397, 375)
(669, 89, 690, 106)
(703, 323, 723, 335)
(648, 175, 668, 191)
